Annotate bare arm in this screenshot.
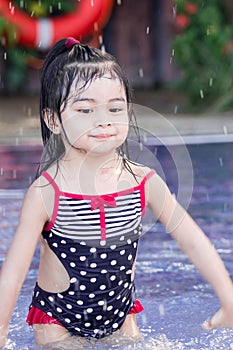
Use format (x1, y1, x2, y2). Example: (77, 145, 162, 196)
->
(0, 180, 49, 345)
(147, 172, 233, 329)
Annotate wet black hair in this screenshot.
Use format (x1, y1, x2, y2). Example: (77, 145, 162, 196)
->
(37, 38, 139, 177)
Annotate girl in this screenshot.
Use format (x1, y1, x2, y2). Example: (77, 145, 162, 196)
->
(0, 37, 233, 347)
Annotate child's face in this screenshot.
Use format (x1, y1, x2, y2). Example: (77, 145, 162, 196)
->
(60, 76, 129, 156)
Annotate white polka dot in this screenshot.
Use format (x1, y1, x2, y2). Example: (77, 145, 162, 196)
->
(80, 241, 86, 245)
(128, 254, 133, 260)
(77, 300, 84, 305)
(100, 240, 106, 246)
(90, 263, 97, 268)
(61, 253, 67, 259)
(119, 311, 125, 317)
(36, 291, 39, 297)
(70, 262, 76, 268)
(120, 250, 125, 255)
(124, 282, 129, 288)
(70, 277, 77, 283)
(90, 278, 97, 283)
(100, 253, 107, 259)
(107, 305, 113, 311)
(104, 320, 110, 325)
(110, 245, 116, 250)
(94, 329, 99, 334)
(52, 242, 58, 248)
(75, 314, 81, 319)
(101, 269, 107, 274)
(48, 296, 54, 302)
(113, 323, 118, 329)
(57, 293, 63, 299)
(80, 256, 86, 261)
(116, 295, 121, 300)
(126, 300, 130, 305)
(89, 293, 95, 299)
(118, 280, 123, 286)
(75, 327, 81, 332)
(120, 266, 125, 271)
(80, 285, 86, 291)
(61, 240, 66, 244)
(80, 271, 87, 276)
(126, 269, 132, 274)
(66, 304, 72, 309)
(87, 308, 93, 313)
(70, 247, 76, 253)
(120, 235, 125, 241)
(109, 291, 115, 296)
(127, 239, 131, 244)
(90, 247, 96, 253)
(57, 307, 62, 313)
(100, 285, 106, 290)
(134, 229, 138, 234)
(133, 242, 137, 248)
(49, 233, 53, 238)
(40, 300, 45, 306)
(114, 309, 119, 315)
(96, 315, 102, 320)
(85, 323, 91, 327)
(65, 318, 71, 323)
(111, 260, 117, 266)
(110, 275, 116, 281)
(69, 291, 75, 295)
(47, 312, 52, 317)
(98, 300, 105, 306)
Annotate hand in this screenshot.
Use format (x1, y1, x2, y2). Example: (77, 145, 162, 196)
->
(202, 307, 233, 330)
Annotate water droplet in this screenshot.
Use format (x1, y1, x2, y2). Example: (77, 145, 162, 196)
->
(174, 105, 178, 114)
(219, 157, 223, 167)
(223, 125, 228, 134)
(3, 52, 7, 60)
(30, 11, 34, 17)
(117, 0, 122, 5)
(91, 0, 94, 7)
(98, 35, 103, 45)
(200, 89, 204, 99)
(146, 26, 150, 35)
(49, 5, 53, 14)
(209, 77, 213, 87)
(159, 303, 165, 316)
(139, 68, 144, 78)
(58, 2, 61, 10)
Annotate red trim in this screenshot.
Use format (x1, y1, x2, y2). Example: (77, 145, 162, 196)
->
(99, 205, 106, 242)
(26, 306, 63, 326)
(41, 172, 60, 231)
(0, 0, 114, 48)
(41, 169, 156, 231)
(128, 299, 144, 314)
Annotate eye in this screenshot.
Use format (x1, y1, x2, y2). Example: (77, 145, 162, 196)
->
(77, 108, 93, 114)
(109, 107, 123, 113)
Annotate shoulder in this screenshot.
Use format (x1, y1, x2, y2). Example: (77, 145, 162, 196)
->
(124, 161, 155, 182)
(20, 174, 56, 224)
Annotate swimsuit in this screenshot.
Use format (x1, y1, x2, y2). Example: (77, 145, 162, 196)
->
(27, 169, 155, 338)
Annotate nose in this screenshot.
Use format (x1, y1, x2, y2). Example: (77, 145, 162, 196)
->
(93, 108, 112, 127)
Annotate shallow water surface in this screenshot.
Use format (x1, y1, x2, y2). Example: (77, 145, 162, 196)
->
(0, 142, 233, 349)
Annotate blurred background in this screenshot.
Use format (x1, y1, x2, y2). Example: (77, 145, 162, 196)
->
(1, 0, 233, 114)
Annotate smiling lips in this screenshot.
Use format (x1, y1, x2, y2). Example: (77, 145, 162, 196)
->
(90, 134, 115, 140)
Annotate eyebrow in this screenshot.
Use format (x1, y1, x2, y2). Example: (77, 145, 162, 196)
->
(71, 97, 126, 104)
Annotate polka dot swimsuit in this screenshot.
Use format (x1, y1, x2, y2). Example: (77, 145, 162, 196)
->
(29, 169, 155, 338)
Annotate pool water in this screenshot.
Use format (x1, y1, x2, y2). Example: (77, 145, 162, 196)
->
(0, 142, 233, 349)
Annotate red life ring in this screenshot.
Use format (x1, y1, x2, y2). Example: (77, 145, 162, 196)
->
(0, 0, 114, 49)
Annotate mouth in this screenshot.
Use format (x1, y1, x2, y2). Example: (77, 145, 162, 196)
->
(90, 134, 115, 140)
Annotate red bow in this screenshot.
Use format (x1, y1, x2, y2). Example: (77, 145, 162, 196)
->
(91, 195, 117, 211)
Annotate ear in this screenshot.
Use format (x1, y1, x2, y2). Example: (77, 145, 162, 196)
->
(43, 108, 61, 135)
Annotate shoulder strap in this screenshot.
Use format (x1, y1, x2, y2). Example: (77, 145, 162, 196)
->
(41, 171, 60, 231)
(42, 171, 60, 194)
(140, 169, 156, 216)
